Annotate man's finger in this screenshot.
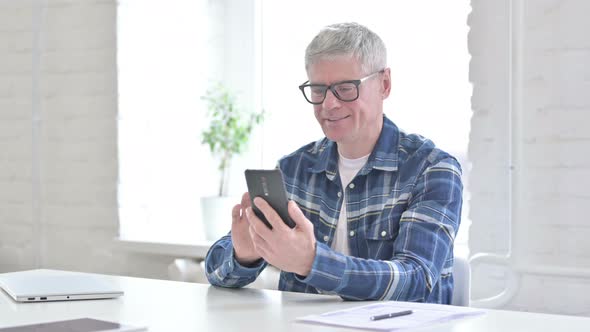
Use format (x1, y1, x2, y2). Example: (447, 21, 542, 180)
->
(288, 201, 313, 231)
(253, 197, 289, 232)
(231, 204, 242, 225)
(246, 206, 273, 238)
(249, 225, 270, 254)
(241, 192, 251, 209)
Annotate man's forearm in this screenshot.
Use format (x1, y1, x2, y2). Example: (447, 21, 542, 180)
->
(205, 236, 267, 288)
(294, 242, 432, 301)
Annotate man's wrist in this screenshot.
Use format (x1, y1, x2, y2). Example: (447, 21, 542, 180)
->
(233, 250, 263, 267)
(298, 240, 317, 276)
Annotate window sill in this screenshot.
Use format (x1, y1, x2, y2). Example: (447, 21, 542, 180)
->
(113, 238, 214, 259)
(113, 238, 469, 262)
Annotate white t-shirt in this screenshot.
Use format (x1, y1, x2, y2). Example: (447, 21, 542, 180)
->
(330, 152, 370, 255)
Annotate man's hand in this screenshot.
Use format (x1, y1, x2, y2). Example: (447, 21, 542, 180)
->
(246, 198, 316, 276)
(231, 192, 262, 265)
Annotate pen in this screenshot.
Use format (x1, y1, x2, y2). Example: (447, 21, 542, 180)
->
(370, 309, 413, 321)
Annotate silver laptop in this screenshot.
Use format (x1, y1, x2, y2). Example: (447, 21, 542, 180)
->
(0, 269, 124, 302)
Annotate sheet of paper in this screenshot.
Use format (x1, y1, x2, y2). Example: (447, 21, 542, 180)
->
(296, 301, 486, 331)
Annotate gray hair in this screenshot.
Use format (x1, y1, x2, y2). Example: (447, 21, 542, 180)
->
(305, 22, 387, 75)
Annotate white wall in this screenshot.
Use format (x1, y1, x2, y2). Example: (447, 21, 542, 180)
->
(0, 0, 174, 279)
(469, 0, 590, 316)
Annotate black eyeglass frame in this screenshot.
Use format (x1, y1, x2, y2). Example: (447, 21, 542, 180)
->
(298, 69, 385, 105)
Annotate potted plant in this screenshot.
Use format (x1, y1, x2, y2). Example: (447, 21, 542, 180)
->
(200, 82, 264, 240)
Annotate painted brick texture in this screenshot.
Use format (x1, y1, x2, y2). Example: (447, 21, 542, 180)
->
(469, 0, 590, 315)
(0, 0, 172, 278)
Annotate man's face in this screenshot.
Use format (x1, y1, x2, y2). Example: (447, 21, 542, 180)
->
(307, 57, 390, 149)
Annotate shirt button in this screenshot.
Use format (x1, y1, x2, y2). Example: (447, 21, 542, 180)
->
(349, 183, 355, 189)
(323, 235, 329, 242)
(381, 230, 387, 237)
(337, 191, 342, 198)
(349, 230, 355, 237)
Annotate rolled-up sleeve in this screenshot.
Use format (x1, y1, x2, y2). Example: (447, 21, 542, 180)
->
(204, 234, 267, 288)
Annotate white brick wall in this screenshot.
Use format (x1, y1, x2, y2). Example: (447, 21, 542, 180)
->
(469, 0, 590, 315)
(0, 0, 174, 279)
(468, 0, 512, 258)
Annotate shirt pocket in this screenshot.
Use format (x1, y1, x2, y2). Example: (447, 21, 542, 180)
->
(363, 211, 401, 260)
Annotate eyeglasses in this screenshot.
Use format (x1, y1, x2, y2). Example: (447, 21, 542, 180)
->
(298, 70, 384, 105)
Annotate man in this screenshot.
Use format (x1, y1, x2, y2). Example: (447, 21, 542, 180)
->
(205, 22, 463, 304)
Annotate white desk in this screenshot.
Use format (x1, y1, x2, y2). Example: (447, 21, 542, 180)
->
(1, 272, 589, 332)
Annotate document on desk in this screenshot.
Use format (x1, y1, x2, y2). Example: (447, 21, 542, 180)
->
(296, 301, 486, 331)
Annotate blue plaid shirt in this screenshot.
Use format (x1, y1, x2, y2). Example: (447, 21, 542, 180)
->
(205, 116, 463, 304)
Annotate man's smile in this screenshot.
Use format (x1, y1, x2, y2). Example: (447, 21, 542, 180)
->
(326, 115, 351, 122)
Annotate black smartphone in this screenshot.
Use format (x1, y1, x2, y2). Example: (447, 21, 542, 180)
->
(244, 169, 296, 229)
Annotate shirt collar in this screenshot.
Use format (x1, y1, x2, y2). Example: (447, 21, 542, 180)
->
(309, 115, 400, 179)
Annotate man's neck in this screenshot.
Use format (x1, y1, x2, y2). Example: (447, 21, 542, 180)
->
(337, 119, 383, 159)
(338, 143, 374, 159)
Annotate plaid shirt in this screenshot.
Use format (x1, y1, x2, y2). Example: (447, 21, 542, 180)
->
(205, 116, 462, 304)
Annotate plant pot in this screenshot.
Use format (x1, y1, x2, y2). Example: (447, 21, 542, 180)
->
(200, 196, 238, 241)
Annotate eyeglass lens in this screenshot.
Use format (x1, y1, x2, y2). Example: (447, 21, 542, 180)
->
(304, 82, 358, 104)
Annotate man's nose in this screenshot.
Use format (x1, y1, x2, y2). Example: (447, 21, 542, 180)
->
(322, 89, 341, 109)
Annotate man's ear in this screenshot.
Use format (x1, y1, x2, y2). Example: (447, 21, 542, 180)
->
(381, 68, 392, 99)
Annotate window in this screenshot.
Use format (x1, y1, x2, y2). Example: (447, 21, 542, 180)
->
(117, 0, 211, 243)
(117, 0, 471, 253)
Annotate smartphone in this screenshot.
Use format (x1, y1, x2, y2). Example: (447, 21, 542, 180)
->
(244, 169, 296, 229)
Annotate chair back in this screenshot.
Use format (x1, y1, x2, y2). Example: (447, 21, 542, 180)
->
(451, 255, 471, 306)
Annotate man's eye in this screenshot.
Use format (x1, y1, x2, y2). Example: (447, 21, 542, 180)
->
(336, 84, 355, 94)
(310, 87, 325, 95)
